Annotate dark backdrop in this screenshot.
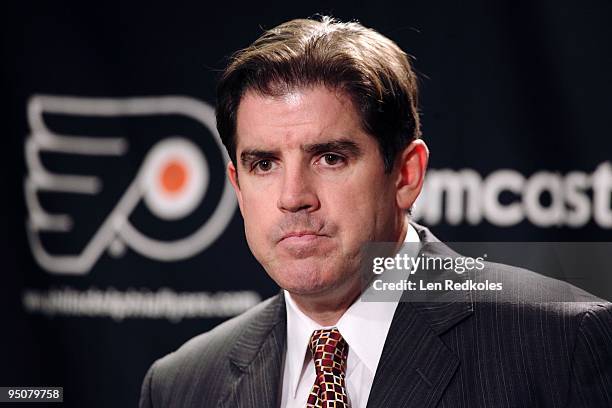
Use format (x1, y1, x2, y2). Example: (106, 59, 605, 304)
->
(2, 1, 611, 406)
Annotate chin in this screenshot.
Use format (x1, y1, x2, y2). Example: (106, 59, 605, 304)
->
(269, 260, 351, 297)
(273, 262, 324, 291)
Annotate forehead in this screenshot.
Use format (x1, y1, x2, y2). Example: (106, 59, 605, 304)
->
(235, 86, 371, 150)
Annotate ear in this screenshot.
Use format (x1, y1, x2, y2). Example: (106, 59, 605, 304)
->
(395, 139, 429, 210)
(227, 161, 244, 215)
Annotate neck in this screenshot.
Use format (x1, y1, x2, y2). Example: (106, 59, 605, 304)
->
(289, 277, 362, 326)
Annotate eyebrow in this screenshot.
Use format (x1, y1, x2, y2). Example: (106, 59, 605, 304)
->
(239, 138, 362, 167)
(240, 149, 279, 166)
(303, 139, 362, 157)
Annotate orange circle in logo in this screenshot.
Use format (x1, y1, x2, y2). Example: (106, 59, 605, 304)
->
(160, 159, 188, 195)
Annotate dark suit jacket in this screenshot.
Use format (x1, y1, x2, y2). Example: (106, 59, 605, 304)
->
(139, 225, 612, 407)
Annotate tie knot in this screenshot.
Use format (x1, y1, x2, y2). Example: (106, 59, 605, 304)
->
(309, 328, 348, 374)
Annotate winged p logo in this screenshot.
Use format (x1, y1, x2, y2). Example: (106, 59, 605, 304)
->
(24, 95, 237, 275)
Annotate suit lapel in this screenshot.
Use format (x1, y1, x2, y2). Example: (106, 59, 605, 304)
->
(366, 301, 467, 408)
(220, 293, 287, 408)
(366, 224, 474, 408)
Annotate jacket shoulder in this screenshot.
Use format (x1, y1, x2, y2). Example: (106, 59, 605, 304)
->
(140, 294, 283, 407)
(477, 259, 610, 307)
(170, 294, 280, 359)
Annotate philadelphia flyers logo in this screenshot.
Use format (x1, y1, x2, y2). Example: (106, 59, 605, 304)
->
(25, 95, 237, 275)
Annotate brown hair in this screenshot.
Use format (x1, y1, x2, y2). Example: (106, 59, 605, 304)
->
(216, 15, 421, 173)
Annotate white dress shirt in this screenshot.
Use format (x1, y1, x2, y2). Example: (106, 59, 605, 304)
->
(280, 223, 420, 408)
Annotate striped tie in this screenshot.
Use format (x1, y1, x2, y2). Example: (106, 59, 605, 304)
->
(306, 328, 350, 408)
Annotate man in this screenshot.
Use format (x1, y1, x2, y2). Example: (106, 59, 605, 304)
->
(140, 16, 612, 407)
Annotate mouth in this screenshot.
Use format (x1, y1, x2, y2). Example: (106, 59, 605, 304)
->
(278, 231, 330, 253)
(280, 231, 323, 241)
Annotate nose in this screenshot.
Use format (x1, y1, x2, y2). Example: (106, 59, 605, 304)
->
(277, 164, 320, 213)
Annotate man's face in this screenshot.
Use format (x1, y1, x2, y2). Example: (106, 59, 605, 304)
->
(228, 86, 405, 298)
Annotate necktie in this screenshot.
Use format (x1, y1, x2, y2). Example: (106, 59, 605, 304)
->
(306, 328, 350, 408)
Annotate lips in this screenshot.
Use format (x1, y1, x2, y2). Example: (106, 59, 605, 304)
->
(279, 232, 325, 248)
(280, 231, 322, 241)
(277, 230, 330, 255)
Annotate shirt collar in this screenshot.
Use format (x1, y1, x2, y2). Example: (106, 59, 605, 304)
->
(283, 222, 420, 398)
(284, 289, 331, 398)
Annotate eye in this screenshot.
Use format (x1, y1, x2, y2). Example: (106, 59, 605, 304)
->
(319, 153, 345, 167)
(252, 159, 276, 173)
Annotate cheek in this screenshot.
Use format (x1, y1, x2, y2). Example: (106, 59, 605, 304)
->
(323, 183, 380, 231)
(323, 174, 395, 232)
(329, 168, 392, 210)
(241, 192, 275, 242)
(241, 180, 276, 213)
